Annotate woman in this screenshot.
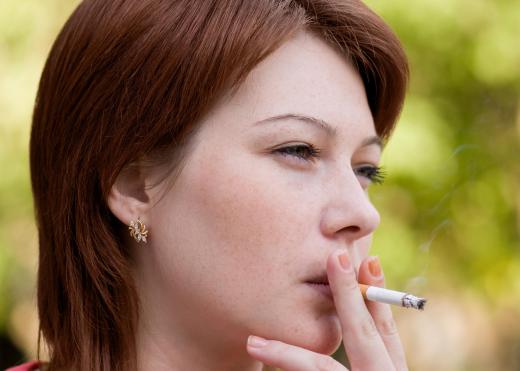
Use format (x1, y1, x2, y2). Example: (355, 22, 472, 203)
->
(13, 0, 408, 370)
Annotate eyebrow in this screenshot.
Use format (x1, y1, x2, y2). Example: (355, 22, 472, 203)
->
(253, 113, 382, 149)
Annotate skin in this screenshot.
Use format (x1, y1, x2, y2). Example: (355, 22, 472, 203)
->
(109, 30, 407, 371)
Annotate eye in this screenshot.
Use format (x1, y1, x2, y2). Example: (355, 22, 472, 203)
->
(354, 165, 386, 185)
(273, 144, 321, 162)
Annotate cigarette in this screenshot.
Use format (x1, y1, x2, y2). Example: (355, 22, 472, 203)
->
(359, 284, 427, 310)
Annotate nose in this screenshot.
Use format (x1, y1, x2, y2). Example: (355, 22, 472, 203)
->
(319, 170, 381, 242)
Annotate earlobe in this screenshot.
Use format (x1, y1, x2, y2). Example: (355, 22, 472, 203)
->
(106, 163, 152, 226)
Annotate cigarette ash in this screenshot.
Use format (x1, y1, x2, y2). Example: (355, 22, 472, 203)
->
(402, 294, 427, 310)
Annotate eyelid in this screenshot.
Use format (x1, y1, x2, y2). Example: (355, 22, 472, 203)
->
(269, 142, 384, 183)
(272, 143, 321, 162)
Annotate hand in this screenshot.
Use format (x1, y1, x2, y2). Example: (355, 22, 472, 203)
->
(246, 250, 408, 371)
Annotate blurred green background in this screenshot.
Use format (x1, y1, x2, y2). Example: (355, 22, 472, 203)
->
(1, 0, 519, 369)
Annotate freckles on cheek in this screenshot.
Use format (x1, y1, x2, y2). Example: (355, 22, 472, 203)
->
(195, 162, 304, 263)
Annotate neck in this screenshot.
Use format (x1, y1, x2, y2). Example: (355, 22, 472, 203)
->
(134, 260, 265, 371)
(136, 327, 265, 371)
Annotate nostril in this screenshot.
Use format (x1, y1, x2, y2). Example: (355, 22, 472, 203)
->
(343, 225, 361, 233)
(320, 204, 378, 238)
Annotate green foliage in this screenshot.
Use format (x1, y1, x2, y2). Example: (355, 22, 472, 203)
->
(366, 0, 520, 298)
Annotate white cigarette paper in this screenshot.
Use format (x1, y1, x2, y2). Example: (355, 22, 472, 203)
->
(359, 284, 427, 310)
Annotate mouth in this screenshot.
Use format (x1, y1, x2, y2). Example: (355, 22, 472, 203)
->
(305, 273, 332, 300)
(306, 272, 329, 285)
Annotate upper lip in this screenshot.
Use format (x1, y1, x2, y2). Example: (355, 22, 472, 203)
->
(306, 272, 329, 284)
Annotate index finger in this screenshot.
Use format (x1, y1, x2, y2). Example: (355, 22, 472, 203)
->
(327, 249, 394, 371)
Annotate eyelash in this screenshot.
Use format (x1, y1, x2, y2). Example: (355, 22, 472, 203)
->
(274, 143, 321, 162)
(273, 144, 386, 185)
(355, 165, 386, 185)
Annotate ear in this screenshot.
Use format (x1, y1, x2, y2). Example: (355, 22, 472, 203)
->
(107, 162, 152, 226)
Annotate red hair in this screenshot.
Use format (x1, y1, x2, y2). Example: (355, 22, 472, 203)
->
(30, 0, 408, 369)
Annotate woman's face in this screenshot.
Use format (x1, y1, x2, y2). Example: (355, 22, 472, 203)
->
(139, 30, 381, 357)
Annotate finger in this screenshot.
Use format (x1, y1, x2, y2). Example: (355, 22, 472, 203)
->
(246, 335, 347, 371)
(358, 256, 408, 371)
(327, 249, 394, 371)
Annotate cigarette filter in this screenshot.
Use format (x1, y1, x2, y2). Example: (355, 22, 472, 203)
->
(359, 284, 427, 310)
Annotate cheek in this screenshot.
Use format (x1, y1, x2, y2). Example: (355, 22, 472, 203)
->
(195, 158, 311, 265)
(151, 141, 322, 308)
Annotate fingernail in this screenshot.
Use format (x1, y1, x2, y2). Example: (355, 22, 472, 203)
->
(248, 335, 268, 348)
(337, 252, 351, 271)
(368, 256, 382, 278)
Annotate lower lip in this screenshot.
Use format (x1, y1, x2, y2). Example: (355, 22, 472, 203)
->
(306, 283, 332, 300)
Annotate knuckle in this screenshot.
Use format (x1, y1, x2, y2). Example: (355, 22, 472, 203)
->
(359, 314, 379, 338)
(315, 355, 342, 371)
(376, 317, 399, 337)
(341, 275, 359, 291)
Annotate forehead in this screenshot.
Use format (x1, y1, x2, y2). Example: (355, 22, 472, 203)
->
(206, 30, 376, 142)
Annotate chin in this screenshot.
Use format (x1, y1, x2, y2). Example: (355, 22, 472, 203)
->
(280, 313, 343, 355)
(304, 335, 342, 356)
(306, 324, 343, 355)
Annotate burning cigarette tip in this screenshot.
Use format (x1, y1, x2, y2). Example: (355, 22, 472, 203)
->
(402, 294, 427, 310)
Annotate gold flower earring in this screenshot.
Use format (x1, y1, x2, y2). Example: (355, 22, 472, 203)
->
(128, 217, 149, 243)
